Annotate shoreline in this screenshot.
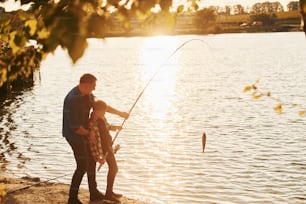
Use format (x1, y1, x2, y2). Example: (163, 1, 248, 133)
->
(0, 175, 151, 204)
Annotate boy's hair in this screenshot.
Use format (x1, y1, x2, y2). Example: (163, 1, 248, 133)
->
(93, 100, 107, 111)
(80, 73, 97, 84)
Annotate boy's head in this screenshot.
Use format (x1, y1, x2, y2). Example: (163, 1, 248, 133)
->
(93, 100, 107, 113)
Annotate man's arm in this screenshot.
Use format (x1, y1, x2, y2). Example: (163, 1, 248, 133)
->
(75, 126, 96, 144)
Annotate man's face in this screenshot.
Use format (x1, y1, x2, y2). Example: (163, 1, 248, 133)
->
(83, 82, 96, 95)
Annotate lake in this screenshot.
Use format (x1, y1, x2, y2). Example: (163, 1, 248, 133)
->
(1, 32, 306, 204)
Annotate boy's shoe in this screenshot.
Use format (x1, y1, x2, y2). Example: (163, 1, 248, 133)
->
(104, 194, 120, 203)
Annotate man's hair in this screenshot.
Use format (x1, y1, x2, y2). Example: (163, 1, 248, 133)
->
(80, 73, 97, 83)
(93, 100, 107, 111)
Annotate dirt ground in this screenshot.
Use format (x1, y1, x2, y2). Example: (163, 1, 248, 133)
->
(0, 175, 150, 204)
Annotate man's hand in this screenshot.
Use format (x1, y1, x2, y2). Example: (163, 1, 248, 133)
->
(75, 126, 90, 137)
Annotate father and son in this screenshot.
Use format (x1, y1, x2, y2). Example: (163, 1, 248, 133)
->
(62, 73, 129, 204)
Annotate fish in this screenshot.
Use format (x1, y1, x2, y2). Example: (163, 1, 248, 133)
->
(202, 132, 206, 153)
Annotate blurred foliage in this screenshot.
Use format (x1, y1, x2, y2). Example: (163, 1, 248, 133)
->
(250, 13, 277, 25)
(301, 0, 306, 33)
(244, 80, 306, 117)
(0, 0, 201, 88)
(251, 1, 284, 14)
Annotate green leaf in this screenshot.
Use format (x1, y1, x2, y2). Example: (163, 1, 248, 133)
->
(0, 68, 7, 87)
(67, 36, 88, 63)
(9, 31, 19, 54)
(177, 5, 184, 13)
(25, 19, 37, 36)
(37, 28, 50, 39)
(14, 32, 26, 48)
(274, 104, 283, 114)
(243, 85, 252, 92)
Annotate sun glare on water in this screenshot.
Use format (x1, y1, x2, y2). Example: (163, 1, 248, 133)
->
(139, 36, 180, 123)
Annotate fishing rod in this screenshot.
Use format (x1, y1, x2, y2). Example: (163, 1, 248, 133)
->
(97, 38, 211, 171)
(112, 38, 211, 145)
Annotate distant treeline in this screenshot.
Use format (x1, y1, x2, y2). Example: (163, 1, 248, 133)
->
(205, 1, 299, 15)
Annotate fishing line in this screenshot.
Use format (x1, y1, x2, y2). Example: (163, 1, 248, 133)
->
(112, 38, 212, 145)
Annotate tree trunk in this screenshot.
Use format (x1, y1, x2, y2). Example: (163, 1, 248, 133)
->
(300, 0, 306, 34)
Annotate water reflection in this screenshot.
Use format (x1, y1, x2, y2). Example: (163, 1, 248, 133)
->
(139, 36, 179, 120)
(0, 88, 32, 171)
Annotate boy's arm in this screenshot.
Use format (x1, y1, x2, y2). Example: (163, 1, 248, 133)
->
(106, 105, 129, 119)
(109, 125, 122, 131)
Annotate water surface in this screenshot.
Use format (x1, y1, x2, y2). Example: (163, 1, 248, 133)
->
(1, 32, 306, 204)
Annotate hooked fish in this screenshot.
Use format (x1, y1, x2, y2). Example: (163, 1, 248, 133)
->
(202, 132, 206, 153)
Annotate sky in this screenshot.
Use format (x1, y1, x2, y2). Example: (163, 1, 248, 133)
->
(0, 0, 295, 11)
(0, 0, 28, 11)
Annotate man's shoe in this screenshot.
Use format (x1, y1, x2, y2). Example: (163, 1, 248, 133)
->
(68, 198, 83, 204)
(90, 191, 104, 201)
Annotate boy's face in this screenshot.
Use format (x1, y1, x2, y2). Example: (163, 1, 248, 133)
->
(95, 109, 106, 117)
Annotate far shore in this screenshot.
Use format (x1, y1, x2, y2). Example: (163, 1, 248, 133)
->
(0, 175, 151, 204)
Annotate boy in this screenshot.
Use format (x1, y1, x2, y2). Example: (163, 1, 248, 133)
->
(89, 100, 123, 203)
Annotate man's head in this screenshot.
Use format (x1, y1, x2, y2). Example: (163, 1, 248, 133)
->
(79, 73, 97, 95)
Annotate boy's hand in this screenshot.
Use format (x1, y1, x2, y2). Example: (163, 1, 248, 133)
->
(97, 153, 108, 171)
(120, 111, 129, 119)
(115, 126, 122, 131)
(97, 157, 106, 165)
(110, 125, 122, 131)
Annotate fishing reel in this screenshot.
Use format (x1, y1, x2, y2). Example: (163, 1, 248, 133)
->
(113, 144, 120, 154)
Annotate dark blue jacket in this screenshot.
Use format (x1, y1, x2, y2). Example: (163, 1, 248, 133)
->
(62, 86, 94, 143)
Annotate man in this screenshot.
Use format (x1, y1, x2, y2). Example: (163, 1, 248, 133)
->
(62, 73, 128, 204)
